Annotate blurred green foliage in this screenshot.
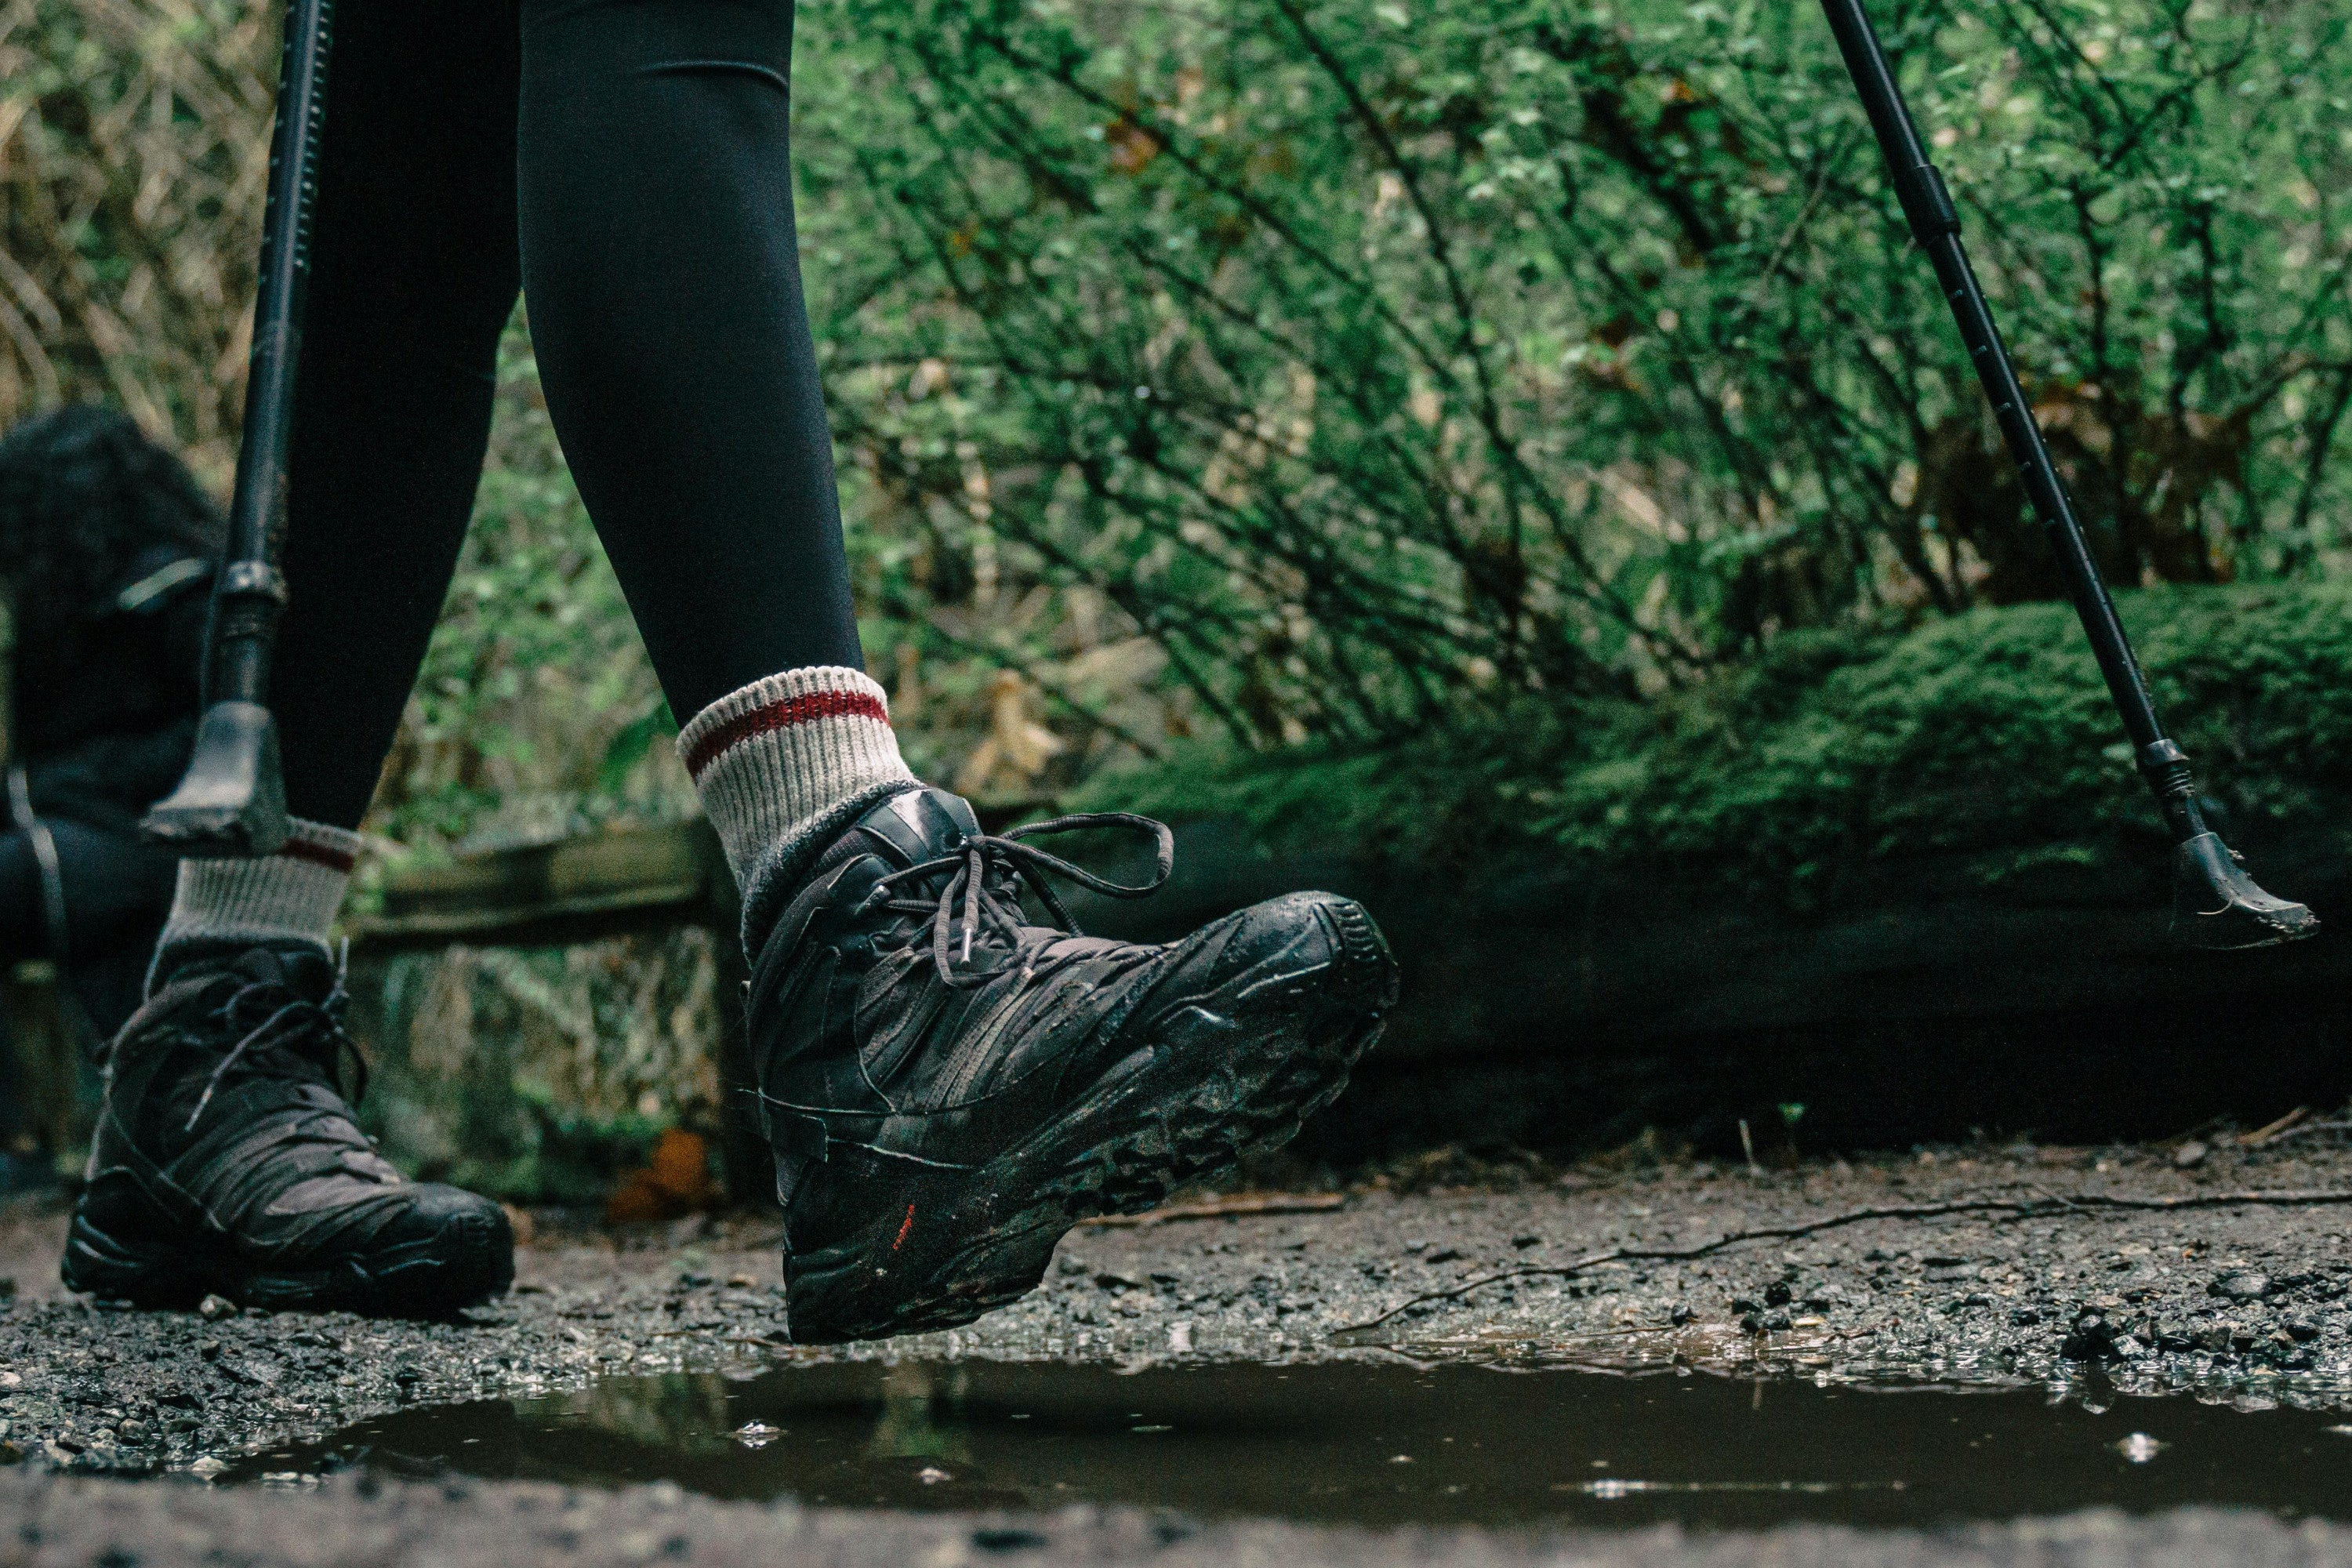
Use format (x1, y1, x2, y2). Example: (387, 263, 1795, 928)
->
(797, 0, 2352, 755)
(10, 0, 2352, 848)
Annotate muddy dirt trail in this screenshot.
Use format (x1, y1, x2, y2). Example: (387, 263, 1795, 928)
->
(4, 1139, 2352, 1564)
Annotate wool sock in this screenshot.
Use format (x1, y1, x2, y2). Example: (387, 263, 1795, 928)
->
(150, 818, 362, 985)
(679, 665, 918, 953)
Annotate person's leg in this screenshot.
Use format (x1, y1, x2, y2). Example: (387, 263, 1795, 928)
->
(152, 0, 528, 975)
(517, 0, 862, 723)
(517, 0, 901, 954)
(63, 0, 524, 1316)
(514, 0, 1396, 1344)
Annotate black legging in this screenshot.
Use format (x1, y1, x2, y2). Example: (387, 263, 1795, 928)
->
(277, 0, 864, 829)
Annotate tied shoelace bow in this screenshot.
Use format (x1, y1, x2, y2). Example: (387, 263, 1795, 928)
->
(182, 944, 369, 1131)
(862, 811, 1177, 988)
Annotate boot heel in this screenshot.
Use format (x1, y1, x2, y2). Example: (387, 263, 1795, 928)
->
(59, 1213, 203, 1306)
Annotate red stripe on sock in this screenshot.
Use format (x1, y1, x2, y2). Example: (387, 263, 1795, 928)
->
(684, 689, 890, 778)
(280, 837, 357, 875)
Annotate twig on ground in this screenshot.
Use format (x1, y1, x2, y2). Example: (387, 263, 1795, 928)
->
(2241, 1108, 2312, 1147)
(1077, 1193, 1346, 1227)
(2259, 1120, 2352, 1146)
(1334, 1188, 2352, 1336)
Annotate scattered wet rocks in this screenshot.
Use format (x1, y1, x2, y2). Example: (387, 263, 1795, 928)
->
(2210, 1272, 2271, 1302)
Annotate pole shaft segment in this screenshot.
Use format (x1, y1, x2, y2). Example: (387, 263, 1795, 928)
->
(209, 0, 335, 710)
(1816, 0, 2212, 840)
(141, 0, 334, 858)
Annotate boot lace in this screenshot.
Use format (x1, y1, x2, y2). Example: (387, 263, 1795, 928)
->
(862, 811, 1175, 988)
(180, 944, 368, 1131)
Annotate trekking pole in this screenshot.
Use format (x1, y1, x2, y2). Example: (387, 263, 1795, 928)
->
(1817, 0, 2315, 949)
(142, 0, 336, 858)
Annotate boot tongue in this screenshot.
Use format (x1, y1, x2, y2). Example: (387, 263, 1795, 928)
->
(147, 945, 343, 1147)
(227, 943, 338, 1000)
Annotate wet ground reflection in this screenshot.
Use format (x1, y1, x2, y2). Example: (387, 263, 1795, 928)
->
(225, 1359, 2352, 1529)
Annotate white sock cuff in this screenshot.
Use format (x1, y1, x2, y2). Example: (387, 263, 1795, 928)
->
(158, 818, 361, 956)
(680, 666, 918, 895)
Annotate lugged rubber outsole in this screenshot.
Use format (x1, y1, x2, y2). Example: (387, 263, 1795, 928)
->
(59, 1203, 514, 1319)
(782, 893, 1399, 1343)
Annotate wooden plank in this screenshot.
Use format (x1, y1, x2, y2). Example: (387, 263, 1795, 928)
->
(352, 818, 735, 948)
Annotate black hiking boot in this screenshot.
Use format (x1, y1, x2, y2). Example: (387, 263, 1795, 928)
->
(61, 946, 512, 1316)
(747, 786, 1398, 1343)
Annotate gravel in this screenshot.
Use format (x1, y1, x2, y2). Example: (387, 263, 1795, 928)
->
(2, 1137, 2350, 1564)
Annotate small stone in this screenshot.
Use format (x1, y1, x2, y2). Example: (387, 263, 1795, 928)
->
(2011, 1307, 2042, 1327)
(1669, 1305, 1696, 1327)
(726, 1275, 756, 1290)
(2209, 1272, 2270, 1302)
(1762, 1312, 1791, 1332)
(114, 1419, 147, 1443)
(2062, 1313, 2120, 1362)
(2172, 1141, 2209, 1170)
(973, 1529, 1050, 1553)
(189, 1456, 227, 1479)
(2287, 1321, 2321, 1343)
(197, 1295, 235, 1322)
(1763, 1282, 1793, 1307)
(1422, 1248, 1461, 1265)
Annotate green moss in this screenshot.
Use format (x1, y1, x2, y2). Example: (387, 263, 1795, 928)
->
(1081, 584, 2352, 900)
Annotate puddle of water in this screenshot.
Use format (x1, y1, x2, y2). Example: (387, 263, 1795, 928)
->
(224, 1360, 2352, 1529)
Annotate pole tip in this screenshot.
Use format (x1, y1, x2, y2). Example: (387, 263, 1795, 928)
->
(2171, 832, 2318, 950)
(140, 701, 291, 859)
